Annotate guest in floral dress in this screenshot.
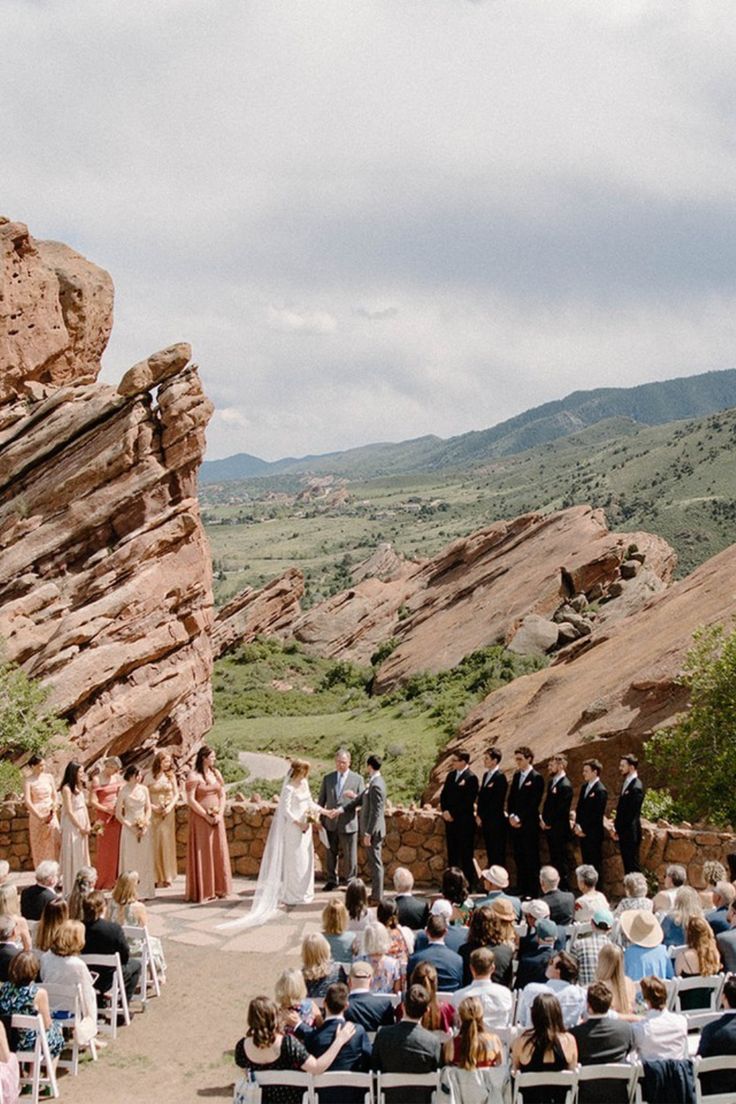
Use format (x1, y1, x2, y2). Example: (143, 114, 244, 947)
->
(0, 951, 64, 1058)
(353, 922, 402, 993)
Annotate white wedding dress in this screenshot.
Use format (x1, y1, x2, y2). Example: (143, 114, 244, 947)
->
(218, 775, 319, 930)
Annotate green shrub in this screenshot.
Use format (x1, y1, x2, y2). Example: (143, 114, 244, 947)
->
(371, 639, 398, 667)
(0, 653, 67, 799)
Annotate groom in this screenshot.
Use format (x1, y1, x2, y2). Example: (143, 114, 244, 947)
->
(318, 749, 364, 891)
(341, 755, 387, 904)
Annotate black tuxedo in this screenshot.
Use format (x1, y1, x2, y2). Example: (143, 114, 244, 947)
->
(614, 775, 644, 873)
(476, 767, 507, 868)
(507, 767, 544, 897)
(20, 883, 56, 921)
(394, 893, 429, 930)
(298, 1016, 372, 1103)
(345, 991, 396, 1032)
(575, 778, 608, 878)
(572, 1018, 635, 1104)
(541, 774, 574, 888)
(440, 767, 479, 888)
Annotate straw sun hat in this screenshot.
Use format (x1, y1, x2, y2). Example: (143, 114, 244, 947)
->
(619, 909, 664, 948)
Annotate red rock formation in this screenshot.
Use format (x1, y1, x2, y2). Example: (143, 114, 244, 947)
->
(212, 567, 304, 660)
(426, 541, 736, 799)
(0, 218, 214, 767)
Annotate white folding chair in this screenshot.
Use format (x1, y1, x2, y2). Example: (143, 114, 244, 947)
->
(26, 920, 39, 946)
(576, 1062, 641, 1104)
(674, 975, 724, 1013)
(376, 1071, 440, 1103)
(254, 1069, 311, 1102)
(684, 1011, 722, 1056)
(313, 1071, 373, 1104)
(43, 981, 98, 1074)
(512, 1069, 576, 1104)
(82, 952, 130, 1037)
(123, 924, 162, 1003)
(11, 1013, 59, 1103)
(668, 943, 688, 959)
(693, 1055, 736, 1104)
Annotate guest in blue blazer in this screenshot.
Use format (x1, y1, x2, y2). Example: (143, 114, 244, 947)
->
(296, 982, 372, 1104)
(406, 914, 463, 992)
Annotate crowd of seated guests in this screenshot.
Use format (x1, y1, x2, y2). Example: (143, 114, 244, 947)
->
(235, 858, 736, 1103)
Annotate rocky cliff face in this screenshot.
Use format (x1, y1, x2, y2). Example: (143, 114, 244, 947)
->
(212, 568, 304, 660)
(0, 218, 214, 767)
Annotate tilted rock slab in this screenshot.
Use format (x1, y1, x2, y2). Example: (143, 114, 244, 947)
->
(427, 541, 736, 800)
(212, 567, 305, 660)
(0, 218, 214, 767)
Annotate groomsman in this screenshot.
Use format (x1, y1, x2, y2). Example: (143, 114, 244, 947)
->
(610, 754, 644, 873)
(540, 753, 574, 889)
(507, 746, 545, 899)
(440, 751, 479, 889)
(476, 746, 507, 868)
(318, 749, 364, 890)
(342, 755, 387, 903)
(573, 759, 608, 879)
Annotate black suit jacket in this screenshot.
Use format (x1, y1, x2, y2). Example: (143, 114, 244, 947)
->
(697, 1012, 736, 1094)
(20, 883, 56, 921)
(507, 769, 544, 828)
(477, 769, 507, 824)
(614, 777, 644, 843)
(514, 944, 553, 990)
(345, 992, 396, 1032)
(541, 888, 575, 925)
(575, 779, 608, 842)
(440, 768, 479, 824)
(298, 1016, 372, 1103)
(372, 1021, 441, 1103)
(542, 775, 573, 835)
(83, 917, 130, 991)
(394, 894, 429, 930)
(0, 942, 19, 983)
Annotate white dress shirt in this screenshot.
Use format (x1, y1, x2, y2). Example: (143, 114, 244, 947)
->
(451, 978, 513, 1029)
(633, 1009, 688, 1059)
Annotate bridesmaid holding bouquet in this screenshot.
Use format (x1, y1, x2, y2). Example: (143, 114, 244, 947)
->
(59, 762, 91, 894)
(115, 765, 156, 900)
(89, 757, 123, 890)
(24, 756, 60, 867)
(148, 752, 179, 887)
(185, 746, 232, 903)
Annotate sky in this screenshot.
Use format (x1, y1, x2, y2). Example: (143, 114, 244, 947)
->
(3, 0, 736, 461)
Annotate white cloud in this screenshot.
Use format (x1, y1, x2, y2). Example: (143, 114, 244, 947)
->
(266, 306, 338, 335)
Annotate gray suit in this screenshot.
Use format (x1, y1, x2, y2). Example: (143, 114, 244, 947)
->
(318, 768, 364, 884)
(344, 773, 387, 901)
(717, 928, 736, 972)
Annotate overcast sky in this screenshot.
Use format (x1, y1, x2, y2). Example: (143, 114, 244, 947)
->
(3, 1, 736, 460)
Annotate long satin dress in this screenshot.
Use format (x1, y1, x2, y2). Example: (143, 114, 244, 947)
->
(117, 785, 156, 900)
(148, 774, 178, 884)
(185, 770, 232, 902)
(60, 789, 91, 894)
(26, 774, 61, 867)
(92, 779, 122, 890)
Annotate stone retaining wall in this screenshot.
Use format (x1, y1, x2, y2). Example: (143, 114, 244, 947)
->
(2, 800, 733, 897)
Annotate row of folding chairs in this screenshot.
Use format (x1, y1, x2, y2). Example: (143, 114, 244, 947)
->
(249, 1057, 736, 1104)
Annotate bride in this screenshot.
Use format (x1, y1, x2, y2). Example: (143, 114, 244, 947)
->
(219, 758, 326, 930)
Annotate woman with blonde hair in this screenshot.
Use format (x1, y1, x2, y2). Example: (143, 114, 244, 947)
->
(662, 885, 703, 946)
(35, 898, 68, 953)
(321, 896, 354, 964)
(274, 967, 321, 1033)
(452, 995, 503, 1068)
(353, 921, 401, 993)
(107, 870, 166, 976)
(675, 916, 722, 1010)
(301, 932, 343, 998)
(595, 944, 636, 1015)
(0, 885, 31, 952)
(148, 751, 179, 887)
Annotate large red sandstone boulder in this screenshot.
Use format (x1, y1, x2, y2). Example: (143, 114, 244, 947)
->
(212, 568, 304, 660)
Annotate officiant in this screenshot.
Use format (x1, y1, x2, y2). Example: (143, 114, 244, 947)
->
(318, 749, 364, 891)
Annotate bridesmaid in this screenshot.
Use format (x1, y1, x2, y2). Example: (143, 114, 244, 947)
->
(59, 762, 91, 894)
(115, 766, 156, 900)
(149, 752, 179, 887)
(185, 745, 232, 903)
(24, 756, 61, 867)
(89, 757, 123, 891)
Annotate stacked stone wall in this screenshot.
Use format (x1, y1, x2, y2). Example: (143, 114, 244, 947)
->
(1, 799, 733, 898)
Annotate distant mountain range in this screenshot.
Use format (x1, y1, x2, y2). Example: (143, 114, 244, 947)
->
(201, 368, 736, 484)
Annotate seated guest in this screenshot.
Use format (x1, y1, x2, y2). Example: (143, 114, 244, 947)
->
(0, 951, 64, 1060)
(697, 974, 736, 1095)
(717, 901, 736, 973)
(473, 866, 521, 921)
(375, 898, 413, 977)
(569, 908, 613, 986)
(0, 885, 31, 952)
(322, 897, 355, 965)
(539, 866, 574, 925)
(0, 915, 19, 982)
(20, 861, 59, 921)
(35, 898, 68, 952)
(613, 871, 653, 918)
(67, 865, 97, 922)
(595, 943, 636, 1015)
(451, 995, 503, 1069)
(519, 899, 552, 951)
(82, 889, 141, 1002)
(296, 982, 371, 1104)
(514, 917, 557, 990)
(392, 867, 429, 930)
(0, 1020, 19, 1104)
(301, 933, 344, 999)
(371, 984, 442, 1103)
(235, 994, 355, 1102)
(413, 899, 468, 953)
(661, 885, 703, 947)
(450, 947, 513, 1029)
(406, 914, 463, 992)
(510, 993, 578, 1084)
(674, 916, 722, 1009)
(573, 865, 609, 923)
(440, 866, 473, 926)
(39, 919, 98, 1028)
(354, 922, 401, 994)
(652, 864, 687, 913)
(705, 881, 735, 936)
(572, 982, 635, 1104)
(404, 960, 455, 1035)
(275, 967, 321, 1033)
(516, 949, 586, 1030)
(107, 870, 166, 976)
(699, 860, 728, 910)
(632, 975, 687, 1059)
(344, 961, 395, 1032)
(620, 910, 672, 981)
(727, 851, 736, 888)
(345, 878, 371, 932)
(459, 902, 515, 988)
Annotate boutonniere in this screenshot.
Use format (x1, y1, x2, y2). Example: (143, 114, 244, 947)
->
(551, 786, 557, 794)
(458, 779, 466, 787)
(524, 780, 532, 787)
